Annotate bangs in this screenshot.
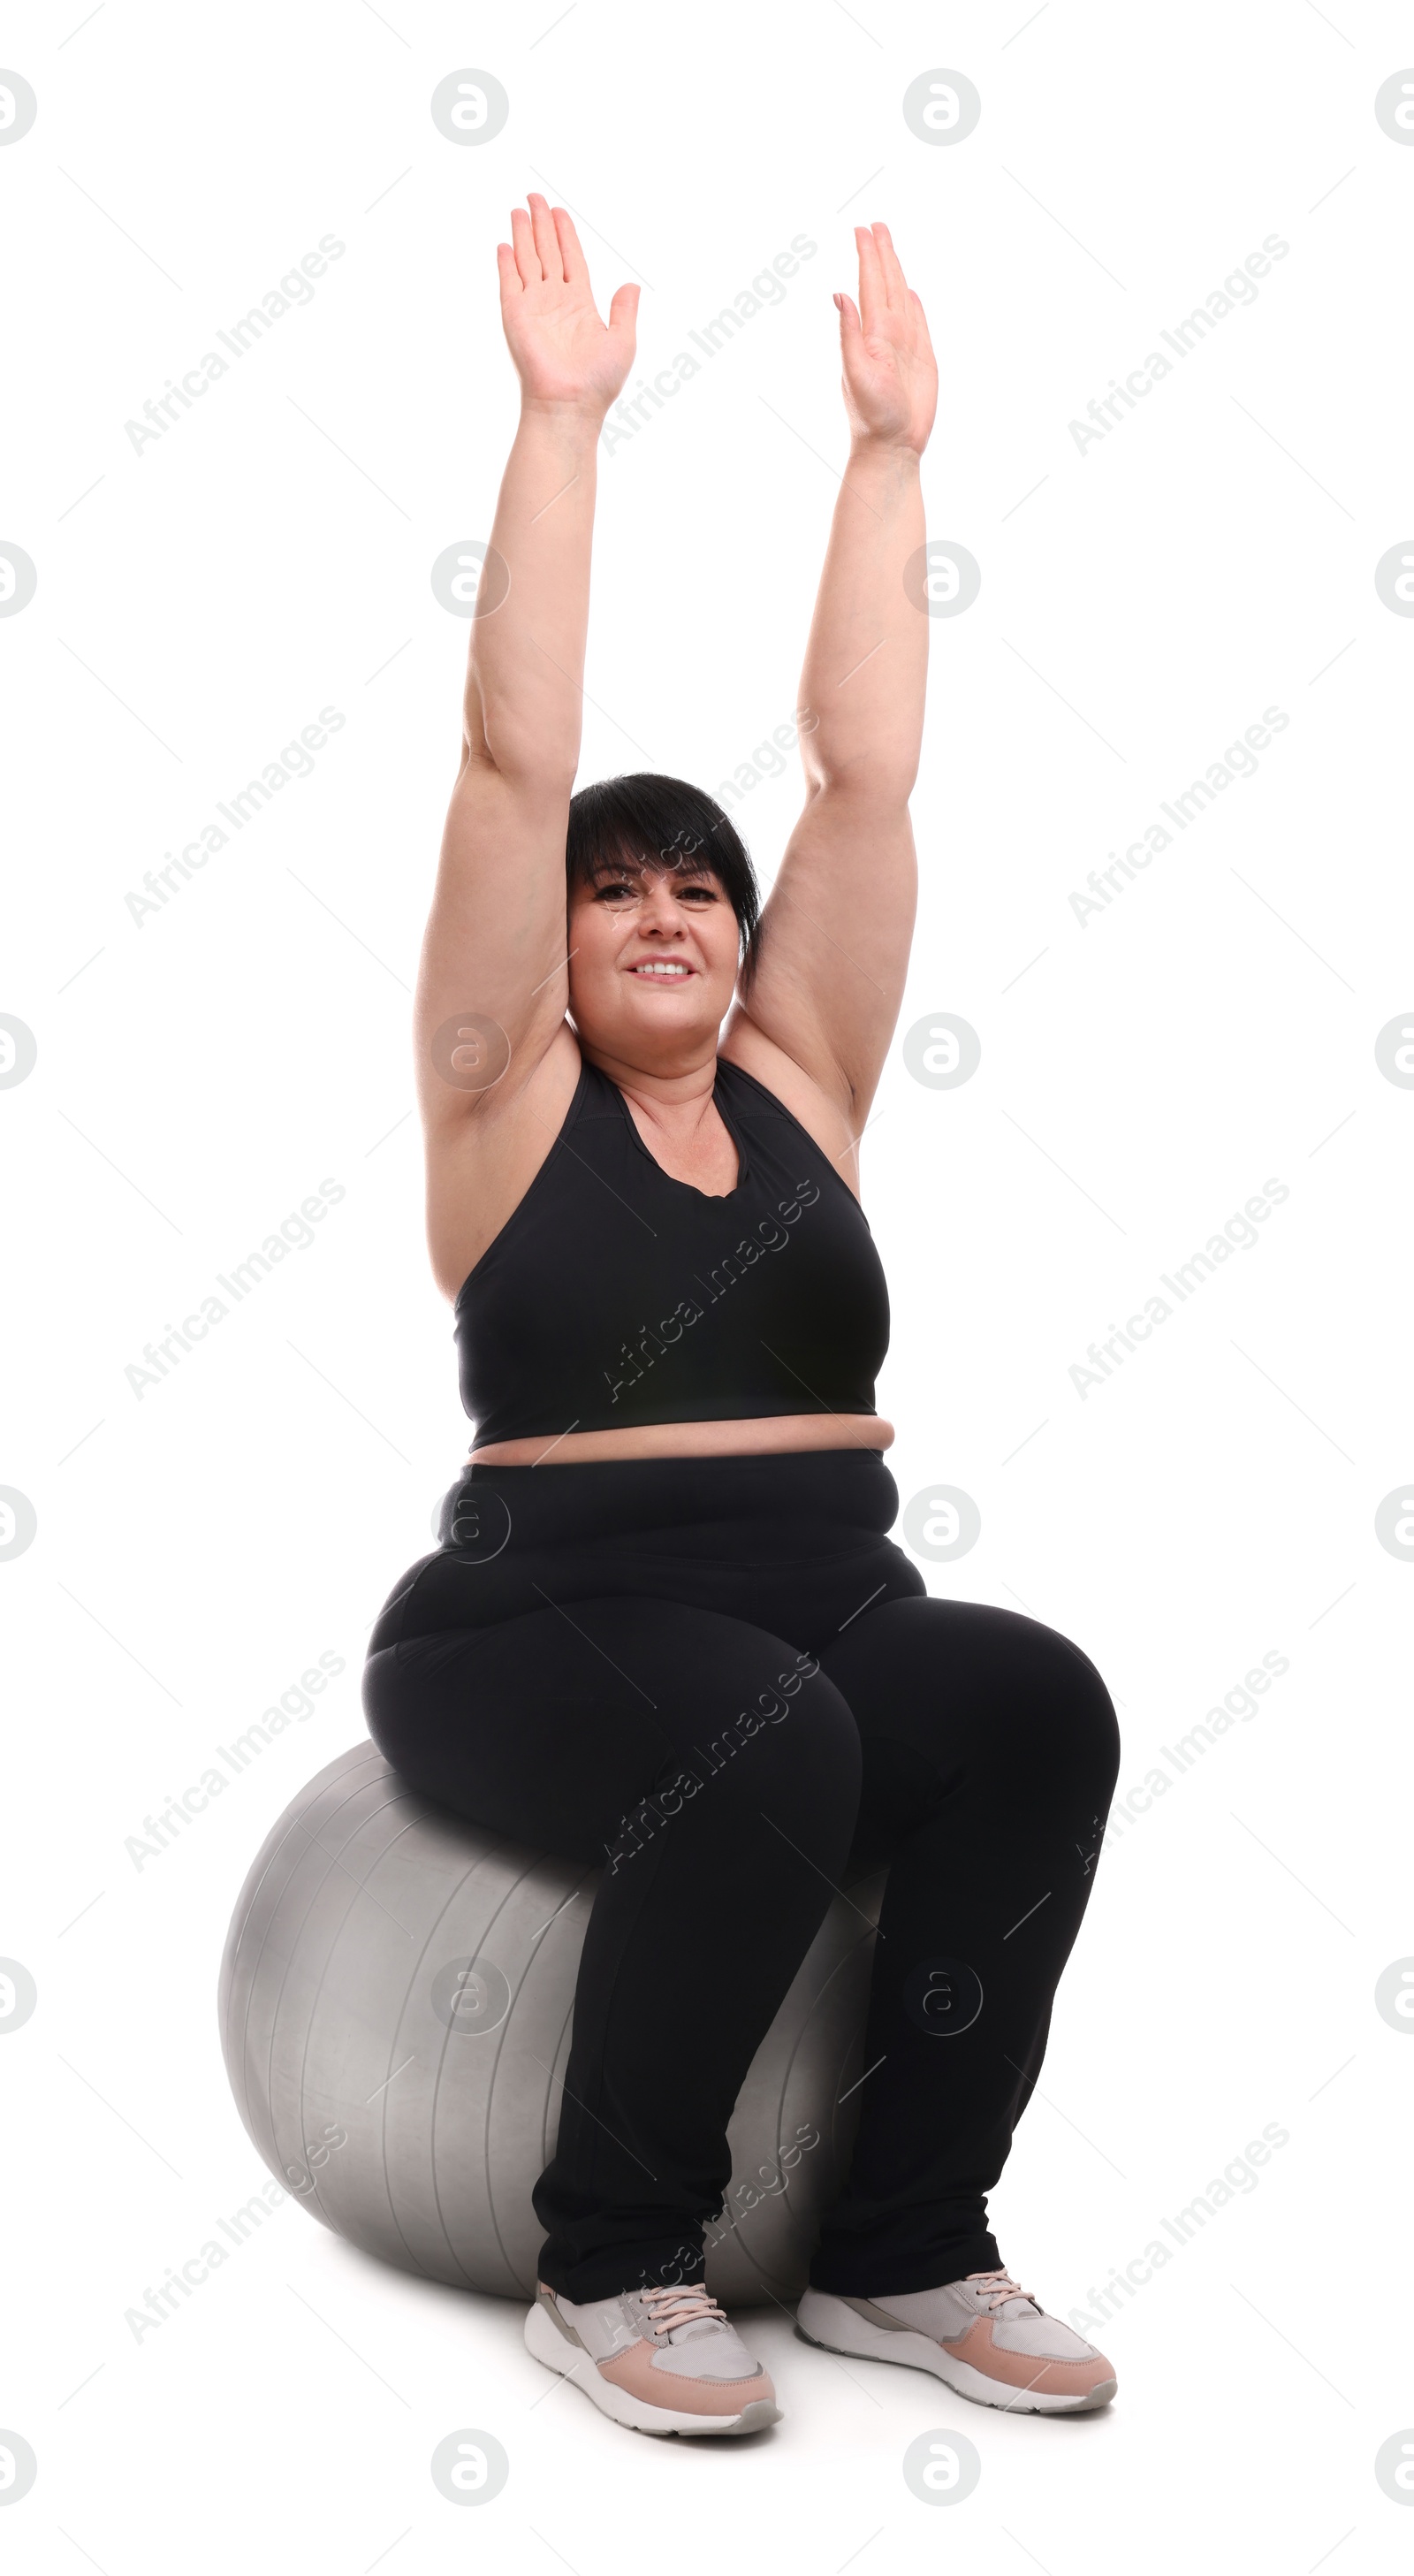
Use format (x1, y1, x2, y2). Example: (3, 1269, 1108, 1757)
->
(584, 842, 715, 885)
(566, 772, 763, 979)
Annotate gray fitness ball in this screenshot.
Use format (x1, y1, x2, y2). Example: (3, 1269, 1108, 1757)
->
(218, 1743, 883, 2304)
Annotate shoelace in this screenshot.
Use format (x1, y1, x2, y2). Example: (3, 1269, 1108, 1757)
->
(640, 2283, 728, 2336)
(965, 2267, 1038, 2314)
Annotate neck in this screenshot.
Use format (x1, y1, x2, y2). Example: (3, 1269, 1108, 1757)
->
(577, 1036, 720, 1110)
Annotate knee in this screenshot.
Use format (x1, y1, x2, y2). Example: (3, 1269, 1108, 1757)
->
(708, 1648, 862, 1840)
(893, 1600, 1119, 1802)
(1009, 1621, 1121, 1799)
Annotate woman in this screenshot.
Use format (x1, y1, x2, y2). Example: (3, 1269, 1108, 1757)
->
(362, 195, 1121, 2439)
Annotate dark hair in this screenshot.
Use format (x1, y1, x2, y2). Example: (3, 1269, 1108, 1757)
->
(566, 773, 763, 987)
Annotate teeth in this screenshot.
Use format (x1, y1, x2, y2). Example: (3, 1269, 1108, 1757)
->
(633, 964, 688, 976)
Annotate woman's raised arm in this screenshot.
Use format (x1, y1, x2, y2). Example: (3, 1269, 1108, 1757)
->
(726, 223, 938, 1155)
(414, 196, 638, 1151)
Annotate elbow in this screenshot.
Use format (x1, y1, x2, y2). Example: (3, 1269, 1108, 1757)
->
(452, 740, 577, 827)
(474, 704, 580, 799)
(800, 753, 918, 813)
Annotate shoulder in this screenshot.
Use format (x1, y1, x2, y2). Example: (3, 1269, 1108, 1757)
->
(718, 1013, 862, 1197)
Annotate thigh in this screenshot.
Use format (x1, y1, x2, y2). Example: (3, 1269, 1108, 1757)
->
(361, 1593, 857, 1863)
(818, 1594, 1121, 1854)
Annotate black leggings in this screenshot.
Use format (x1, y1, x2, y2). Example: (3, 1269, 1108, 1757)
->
(362, 1450, 1120, 2305)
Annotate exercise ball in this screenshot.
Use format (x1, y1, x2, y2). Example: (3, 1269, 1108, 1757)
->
(218, 1742, 884, 2305)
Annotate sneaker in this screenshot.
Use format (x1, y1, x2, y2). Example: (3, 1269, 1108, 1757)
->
(524, 2278, 781, 2437)
(795, 2267, 1116, 2414)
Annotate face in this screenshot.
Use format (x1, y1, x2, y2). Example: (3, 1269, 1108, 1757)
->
(566, 855, 741, 1065)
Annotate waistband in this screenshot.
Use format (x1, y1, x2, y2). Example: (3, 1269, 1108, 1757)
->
(436, 1445, 901, 1559)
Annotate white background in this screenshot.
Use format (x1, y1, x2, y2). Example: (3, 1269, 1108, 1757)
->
(4, 0, 1412, 2565)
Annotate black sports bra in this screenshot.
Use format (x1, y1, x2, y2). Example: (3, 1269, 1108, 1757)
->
(453, 1053, 889, 1449)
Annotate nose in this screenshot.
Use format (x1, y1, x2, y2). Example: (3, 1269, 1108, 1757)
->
(640, 878, 687, 934)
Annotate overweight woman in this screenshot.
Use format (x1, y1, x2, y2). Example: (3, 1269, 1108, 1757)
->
(362, 196, 1121, 2440)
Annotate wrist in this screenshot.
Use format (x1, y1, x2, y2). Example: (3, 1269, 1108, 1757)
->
(848, 431, 924, 469)
(520, 392, 612, 436)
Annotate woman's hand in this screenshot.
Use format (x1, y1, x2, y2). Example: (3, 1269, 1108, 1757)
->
(497, 193, 639, 417)
(834, 222, 938, 455)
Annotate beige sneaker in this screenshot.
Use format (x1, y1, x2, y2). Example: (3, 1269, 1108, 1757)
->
(796, 2267, 1116, 2414)
(525, 2278, 781, 2437)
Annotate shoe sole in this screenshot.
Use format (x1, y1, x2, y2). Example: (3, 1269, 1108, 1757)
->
(523, 2298, 782, 2437)
(794, 2291, 1116, 2416)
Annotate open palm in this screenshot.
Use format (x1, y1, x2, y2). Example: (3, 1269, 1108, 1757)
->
(497, 194, 639, 414)
(835, 223, 938, 454)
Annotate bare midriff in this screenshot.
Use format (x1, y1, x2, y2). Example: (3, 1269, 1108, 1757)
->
(466, 1412, 896, 1467)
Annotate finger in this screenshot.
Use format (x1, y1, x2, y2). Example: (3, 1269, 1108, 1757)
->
(553, 204, 589, 284)
(855, 224, 886, 330)
(834, 288, 863, 347)
(528, 190, 563, 282)
(496, 239, 521, 302)
(510, 203, 541, 289)
(873, 221, 908, 313)
(606, 279, 641, 353)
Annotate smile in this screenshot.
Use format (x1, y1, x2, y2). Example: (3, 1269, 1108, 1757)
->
(628, 962, 694, 977)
